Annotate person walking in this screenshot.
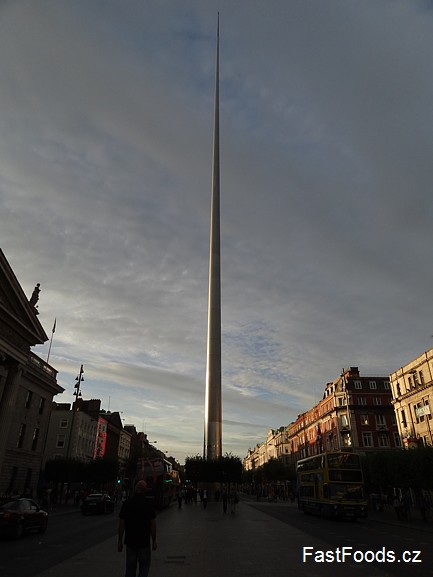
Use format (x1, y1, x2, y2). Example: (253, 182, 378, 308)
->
(229, 489, 239, 514)
(222, 487, 228, 514)
(177, 488, 184, 509)
(118, 480, 157, 577)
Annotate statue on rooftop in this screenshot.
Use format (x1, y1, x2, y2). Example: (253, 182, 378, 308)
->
(29, 283, 40, 308)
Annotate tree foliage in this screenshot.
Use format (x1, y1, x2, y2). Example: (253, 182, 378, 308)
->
(184, 453, 242, 484)
(247, 458, 295, 485)
(44, 457, 119, 485)
(361, 447, 433, 492)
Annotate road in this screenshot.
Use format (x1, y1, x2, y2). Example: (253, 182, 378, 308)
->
(251, 502, 433, 577)
(0, 507, 118, 577)
(1, 501, 433, 577)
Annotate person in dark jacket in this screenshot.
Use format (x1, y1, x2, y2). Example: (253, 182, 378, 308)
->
(118, 480, 157, 577)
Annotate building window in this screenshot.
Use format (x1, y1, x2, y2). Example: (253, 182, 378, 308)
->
(7, 467, 18, 494)
(354, 381, 362, 389)
(39, 398, 46, 415)
(25, 468, 32, 491)
(378, 434, 389, 447)
(31, 428, 40, 451)
(393, 433, 402, 447)
(56, 435, 66, 448)
(60, 419, 68, 428)
(401, 409, 407, 427)
(358, 397, 367, 406)
(415, 403, 425, 423)
(369, 381, 377, 389)
(384, 381, 390, 389)
(340, 415, 349, 427)
(360, 414, 369, 426)
(362, 432, 373, 447)
(17, 424, 26, 448)
(419, 371, 425, 385)
(376, 414, 386, 426)
(341, 432, 351, 447)
(25, 391, 33, 409)
(395, 383, 401, 396)
(373, 397, 382, 405)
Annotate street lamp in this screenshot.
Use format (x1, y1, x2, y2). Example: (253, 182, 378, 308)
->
(73, 364, 84, 403)
(67, 364, 84, 458)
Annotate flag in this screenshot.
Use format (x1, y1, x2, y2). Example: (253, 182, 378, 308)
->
(52, 318, 56, 334)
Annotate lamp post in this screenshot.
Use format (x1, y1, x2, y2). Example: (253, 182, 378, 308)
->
(67, 364, 84, 459)
(73, 364, 84, 405)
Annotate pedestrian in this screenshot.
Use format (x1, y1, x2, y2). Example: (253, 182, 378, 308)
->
(118, 480, 157, 577)
(416, 490, 430, 522)
(202, 489, 208, 509)
(178, 488, 184, 509)
(222, 487, 228, 514)
(392, 496, 401, 520)
(229, 490, 238, 514)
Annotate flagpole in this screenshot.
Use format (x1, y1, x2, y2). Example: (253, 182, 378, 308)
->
(46, 318, 56, 364)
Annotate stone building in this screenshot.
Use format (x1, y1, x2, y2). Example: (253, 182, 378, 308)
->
(286, 367, 400, 465)
(244, 427, 289, 472)
(390, 348, 433, 448)
(43, 402, 101, 463)
(244, 366, 400, 472)
(0, 249, 63, 495)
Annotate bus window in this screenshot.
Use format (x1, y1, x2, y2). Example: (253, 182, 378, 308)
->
(329, 483, 364, 501)
(300, 485, 315, 498)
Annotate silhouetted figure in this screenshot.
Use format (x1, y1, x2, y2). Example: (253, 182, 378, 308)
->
(222, 489, 228, 514)
(118, 480, 157, 577)
(29, 283, 40, 307)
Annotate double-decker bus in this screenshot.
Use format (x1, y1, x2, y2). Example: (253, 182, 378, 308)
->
(137, 457, 180, 508)
(296, 451, 367, 519)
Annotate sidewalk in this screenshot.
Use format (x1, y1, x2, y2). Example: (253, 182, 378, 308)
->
(243, 494, 433, 534)
(365, 503, 433, 533)
(35, 498, 433, 577)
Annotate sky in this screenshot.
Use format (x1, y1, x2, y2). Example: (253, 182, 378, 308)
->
(1, 0, 433, 464)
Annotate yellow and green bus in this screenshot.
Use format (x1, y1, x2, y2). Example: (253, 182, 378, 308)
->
(296, 451, 368, 519)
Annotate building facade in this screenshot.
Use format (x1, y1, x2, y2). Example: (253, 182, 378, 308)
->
(0, 249, 63, 495)
(287, 367, 400, 466)
(244, 427, 289, 472)
(244, 367, 401, 472)
(390, 348, 433, 448)
(43, 403, 101, 463)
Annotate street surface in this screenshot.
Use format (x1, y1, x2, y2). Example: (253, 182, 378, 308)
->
(0, 500, 432, 577)
(251, 502, 433, 577)
(0, 506, 117, 577)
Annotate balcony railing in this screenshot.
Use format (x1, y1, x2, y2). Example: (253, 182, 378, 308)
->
(29, 352, 58, 378)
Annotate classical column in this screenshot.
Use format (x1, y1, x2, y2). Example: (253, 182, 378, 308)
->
(0, 362, 23, 478)
(204, 16, 222, 460)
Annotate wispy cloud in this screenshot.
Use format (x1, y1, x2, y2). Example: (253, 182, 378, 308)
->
(2, 1, 433, 462)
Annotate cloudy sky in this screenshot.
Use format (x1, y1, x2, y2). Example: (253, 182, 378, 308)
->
(1, 0, 433, 463)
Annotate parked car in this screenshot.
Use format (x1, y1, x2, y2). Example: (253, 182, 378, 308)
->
(81, 493, 114, 515)
(0, 498, 48, 539)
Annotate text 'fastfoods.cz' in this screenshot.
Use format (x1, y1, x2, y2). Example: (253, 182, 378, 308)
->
(302, 546, 422, 564)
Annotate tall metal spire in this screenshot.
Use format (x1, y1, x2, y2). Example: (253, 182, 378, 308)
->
(204, 14, 222, 460)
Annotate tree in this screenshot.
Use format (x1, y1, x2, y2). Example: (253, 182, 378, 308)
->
(44, 457, 119, 488)
(44, 458, 85, 484)
(184, 454, 242, 484)
(361, 447, 433, 494)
